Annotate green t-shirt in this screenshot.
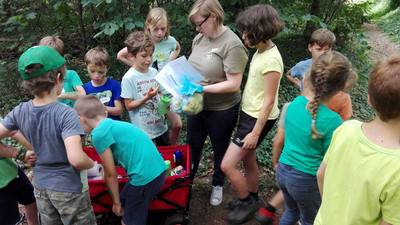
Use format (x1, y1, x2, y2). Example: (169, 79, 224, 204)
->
(279, 96, 342, 175)
(0, 117, 18, 188)
(0, 158, 18, 189)
(314, 120, 400, 225)
(59, 69, 83, 107)
(92, 118, 165, 186)
(153, 36, 177, 70)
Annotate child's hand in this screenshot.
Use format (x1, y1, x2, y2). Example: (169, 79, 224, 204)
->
(112, 203, 124, 217)
(144, 86, 159, 100)
(24, 150, 36, 166)
(241, 132, 259, 151)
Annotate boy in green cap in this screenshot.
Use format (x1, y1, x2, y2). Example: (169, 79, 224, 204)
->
(0, 45, 96, 225)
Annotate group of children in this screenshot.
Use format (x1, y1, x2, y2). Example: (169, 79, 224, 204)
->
(0, 1, 400, 225)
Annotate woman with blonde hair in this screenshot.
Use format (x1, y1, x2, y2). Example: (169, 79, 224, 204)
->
(187, 0, 248, 206)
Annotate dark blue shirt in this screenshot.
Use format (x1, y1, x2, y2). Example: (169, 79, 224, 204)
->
(83, 78, 122, 120)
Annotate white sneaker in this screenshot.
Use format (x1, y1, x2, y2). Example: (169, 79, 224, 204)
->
(210, 185, 223, 206)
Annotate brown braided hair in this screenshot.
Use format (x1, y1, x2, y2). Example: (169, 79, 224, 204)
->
(308, 51, 357, 139)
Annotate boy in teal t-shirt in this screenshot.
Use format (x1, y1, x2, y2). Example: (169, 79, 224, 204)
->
(39, 36, 85, 107)
(75, 95, 166, 225)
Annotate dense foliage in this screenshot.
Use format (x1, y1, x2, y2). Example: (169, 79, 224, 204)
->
(0, 0, 376, 167)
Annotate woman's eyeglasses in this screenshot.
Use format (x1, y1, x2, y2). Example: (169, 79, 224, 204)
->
(194, 14, 210, 29)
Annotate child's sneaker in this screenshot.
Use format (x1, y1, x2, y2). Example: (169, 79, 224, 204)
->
(210, 185, 223, 206)
(255, 207, 278, 225)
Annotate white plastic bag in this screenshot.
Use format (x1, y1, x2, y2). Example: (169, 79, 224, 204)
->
(155, 56, 203, 98)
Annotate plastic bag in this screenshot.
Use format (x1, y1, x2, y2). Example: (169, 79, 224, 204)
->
(156, 56, 204, 115)
(171, 93, 203, 115)
(155, 56, 203, 98)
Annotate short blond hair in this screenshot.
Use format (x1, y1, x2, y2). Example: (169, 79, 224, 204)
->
(188, 0, 224, 26)
(75, 95, 107, 119)
(39, 36, 65, 55)
(145, 7, 170, 38)
(84, 47, 110, 67)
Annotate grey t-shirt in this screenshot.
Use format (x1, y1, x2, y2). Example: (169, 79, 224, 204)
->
(2, 101, 84, 193)
(121, 67, 168, 139)
(189, 28, 248, 110)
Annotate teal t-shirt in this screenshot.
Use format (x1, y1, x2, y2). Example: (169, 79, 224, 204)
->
(91, 118, 165, 186)
(153, 36, 177, 70)
(59, 69, 83, 107)
(279, 96, 342, 175)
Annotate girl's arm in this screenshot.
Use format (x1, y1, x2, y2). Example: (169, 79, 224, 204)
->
(169, 40, 181, 61)
(100, 148, 123, 216)
(117, 47, 134, 67)
(64, 135, 94, 170)
(105, 100, 124, 116)
(203, 72, 243, 94)
(272, 127, 285, 169)
(317, 162, 327, 197)
(242, 71, 281, 150)
(124, 86, 159, 111)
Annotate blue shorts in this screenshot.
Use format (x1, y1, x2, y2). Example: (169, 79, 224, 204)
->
(121, 172, 165, 225)
(0, 168, 35, 225)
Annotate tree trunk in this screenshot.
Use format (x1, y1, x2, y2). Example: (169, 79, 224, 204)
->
(75, 0, 87, 50)
(303, 0, 321, 41)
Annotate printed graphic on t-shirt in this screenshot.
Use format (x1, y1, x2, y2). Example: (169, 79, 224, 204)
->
(135, 79, 160, 125)
(92, 90, 112, 105)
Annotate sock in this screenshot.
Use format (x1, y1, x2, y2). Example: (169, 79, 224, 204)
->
(265, 202, 277, 213)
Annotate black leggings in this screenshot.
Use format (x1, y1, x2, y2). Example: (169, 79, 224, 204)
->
(187, 104, 239, 186)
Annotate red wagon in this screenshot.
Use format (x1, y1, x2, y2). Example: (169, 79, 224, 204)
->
(84, 145, 192, 225)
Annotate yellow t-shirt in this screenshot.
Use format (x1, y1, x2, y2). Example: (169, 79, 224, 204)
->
(242, 46, 283, 119)
(314, 120, 400, 225)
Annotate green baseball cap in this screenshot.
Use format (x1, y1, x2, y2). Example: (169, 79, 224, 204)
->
(18, 46, 65, 80)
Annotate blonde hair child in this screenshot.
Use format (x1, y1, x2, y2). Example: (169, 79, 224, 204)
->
(119, 7, 182, 145)
(117, 7, 181, 70)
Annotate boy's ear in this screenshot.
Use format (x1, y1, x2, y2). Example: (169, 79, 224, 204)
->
(308, 43, 313, 52)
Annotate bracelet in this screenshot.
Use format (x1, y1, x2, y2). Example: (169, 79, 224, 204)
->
(16, 148, 27, 161)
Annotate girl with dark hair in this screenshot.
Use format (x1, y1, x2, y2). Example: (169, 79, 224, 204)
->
(220, 4, 284, 224)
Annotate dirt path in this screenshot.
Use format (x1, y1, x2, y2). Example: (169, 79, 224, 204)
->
(363, 23, 400, 63)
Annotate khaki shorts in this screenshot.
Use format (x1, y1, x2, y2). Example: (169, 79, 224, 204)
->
(34, 187, 96, 225)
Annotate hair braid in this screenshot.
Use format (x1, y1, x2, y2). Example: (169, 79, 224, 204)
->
(309, 70, 327, 139)
(308, 51, 356, 139)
